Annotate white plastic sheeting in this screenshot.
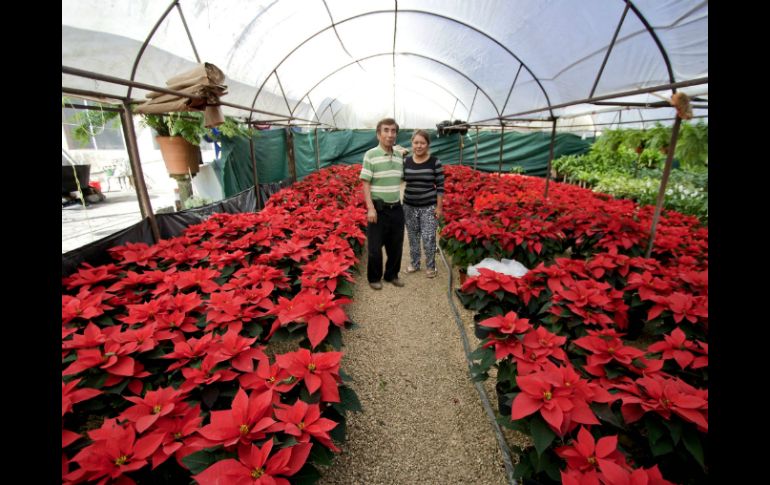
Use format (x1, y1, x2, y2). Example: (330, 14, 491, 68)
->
(62, 0, 708, 129)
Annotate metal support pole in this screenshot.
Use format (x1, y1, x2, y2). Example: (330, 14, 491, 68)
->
(61, 87, 127, 103)
(119, 101, 159, 242)
(645, 116, 682, 258)
(589, 4, 629, 99)
(468, 76, 708, 125)
(314, 127, 321, 171)
(62, 103, 123, 113)
(544, 118, 557, 199)
(286, 127, 297, 182)
(458, 133, 464, 165)
(248, 127, 261, 210)
(63, 65, 330, 127)
(498, 123, 505, 177)
(474, 126, 479, 170)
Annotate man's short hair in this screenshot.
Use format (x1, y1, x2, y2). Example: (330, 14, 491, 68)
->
(376, 118, 399, 133)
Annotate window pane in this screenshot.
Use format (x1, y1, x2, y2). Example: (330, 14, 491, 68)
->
(61, 106, 95, 150)
(93, 117, 125, 150)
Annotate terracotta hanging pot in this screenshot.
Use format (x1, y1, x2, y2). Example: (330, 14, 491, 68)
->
(156, 136, 201, 175)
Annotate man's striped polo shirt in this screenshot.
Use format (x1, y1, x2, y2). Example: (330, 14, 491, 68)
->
(359, 145, 403, 204)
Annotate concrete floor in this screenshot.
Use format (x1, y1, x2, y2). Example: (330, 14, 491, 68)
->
(61, 187, 175, 254)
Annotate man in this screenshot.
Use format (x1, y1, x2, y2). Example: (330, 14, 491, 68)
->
(359, 118, 406, 290)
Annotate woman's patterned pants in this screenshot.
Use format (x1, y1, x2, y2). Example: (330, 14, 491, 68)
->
(403, 204, 438, 270)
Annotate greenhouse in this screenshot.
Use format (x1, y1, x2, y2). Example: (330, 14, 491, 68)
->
(62, 1, 708, 484)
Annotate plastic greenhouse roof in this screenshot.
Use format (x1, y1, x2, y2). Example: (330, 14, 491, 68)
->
(62, 0, 708, 130)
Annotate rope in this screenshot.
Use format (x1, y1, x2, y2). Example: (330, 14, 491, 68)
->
(438, 242, 518, 485)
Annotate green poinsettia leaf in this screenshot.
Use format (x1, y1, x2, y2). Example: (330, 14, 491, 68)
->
(335, 278, 354, 297)
(682, 425, 706, 469)
(181, 447, 230, 475)
(326, 325, 343, 350)
(309, 443, 334, 466)
(529, 415, 557, 457)
(590, 402, 625, 429)
(339, 385, 362, 412)
(292, 463, 322, 485)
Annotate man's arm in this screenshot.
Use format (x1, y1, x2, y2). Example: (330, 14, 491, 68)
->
(362, 180, 377, 223)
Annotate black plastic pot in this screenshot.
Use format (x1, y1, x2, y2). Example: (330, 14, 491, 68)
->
(62, 165, 91, 194)
(623, 306, 649, 341)
(474, 320, 492, 340)
(522, 478, 548, 485)
(473, 312, 498, 340)
(496, 381, 512, 417)
(624, 319, 645, 340)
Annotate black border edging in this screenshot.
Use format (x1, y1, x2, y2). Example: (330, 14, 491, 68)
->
(62, 186, 258, 277)
(438, 245, 518, 485)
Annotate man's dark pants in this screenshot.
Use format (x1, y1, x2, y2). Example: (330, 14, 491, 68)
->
(366, 203, 404, 283)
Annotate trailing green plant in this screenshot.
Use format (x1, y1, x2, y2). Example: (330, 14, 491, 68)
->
(557, 123, 707, 175)
(212, 116, 252, 139)
(551, 123, 708, 222)
(592, 129, 627, 153)
(618, 129, 643, 150)
(68, 99, 251, 148)
(182, 195, 213, 209)
(552, 140, 638, 179)
(676, 121, 708, 168)
(141, 112, 252, 144)
(139, 113, 251, 144)
(644, 123, 671, 153)
(644, 122, 708, 169)
(65, 98, 122, 146)
(140, 112, 208, 146)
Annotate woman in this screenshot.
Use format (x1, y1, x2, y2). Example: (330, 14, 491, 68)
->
(403, 130, 444, 278)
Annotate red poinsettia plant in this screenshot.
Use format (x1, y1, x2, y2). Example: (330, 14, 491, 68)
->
(62, 165, 366, 484)
(446, 165, 708, 484)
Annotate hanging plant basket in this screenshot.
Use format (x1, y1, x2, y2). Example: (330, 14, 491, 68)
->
(156, 136, 201, 176)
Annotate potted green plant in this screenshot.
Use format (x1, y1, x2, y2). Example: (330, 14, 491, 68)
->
(68, 98, 251, 179)
(622, 130, 648, 154)
(182, 195, 213, 210)
(141, 112, 208, 176)
(645, 123, 671, 152)
(69, 106, 121, 147)
(675, 121, 708, 169)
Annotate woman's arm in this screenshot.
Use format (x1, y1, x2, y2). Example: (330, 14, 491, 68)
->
(435, 158, 445, 219)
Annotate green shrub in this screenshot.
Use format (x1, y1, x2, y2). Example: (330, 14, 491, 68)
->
(552, 124, 708, 223)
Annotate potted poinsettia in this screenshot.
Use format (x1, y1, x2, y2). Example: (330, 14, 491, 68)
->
(62, 165, 369, 483)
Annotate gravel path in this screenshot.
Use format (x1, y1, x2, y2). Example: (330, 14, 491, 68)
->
(317, 239, 510, 485)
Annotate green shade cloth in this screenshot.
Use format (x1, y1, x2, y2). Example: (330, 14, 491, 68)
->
(220, 128, 592, 196)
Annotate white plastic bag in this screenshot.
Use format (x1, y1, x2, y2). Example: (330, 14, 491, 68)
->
(467, 257, 529, 278)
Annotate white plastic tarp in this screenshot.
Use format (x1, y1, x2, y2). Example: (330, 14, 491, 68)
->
(62, 0, 708, 129)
